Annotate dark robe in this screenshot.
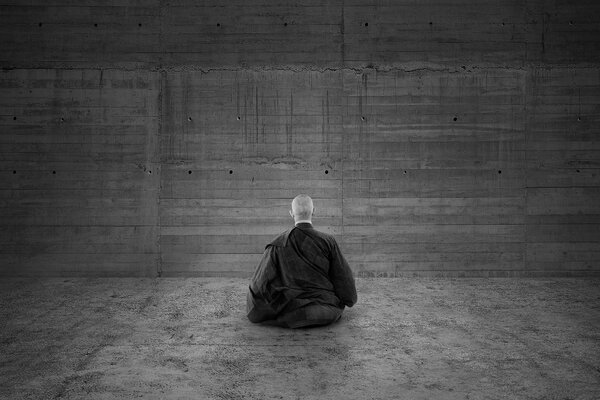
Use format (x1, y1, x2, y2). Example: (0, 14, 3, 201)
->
(247, 223, 357, 328)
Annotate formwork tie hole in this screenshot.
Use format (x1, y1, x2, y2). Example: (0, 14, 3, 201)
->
(365, 22, 368, 27)
(453, 116, 458, 121)
(325, 170, 329, 174)
(188, 170, 192, 174)
(229, 170, 233, 174)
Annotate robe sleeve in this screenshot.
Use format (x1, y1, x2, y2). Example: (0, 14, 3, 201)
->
(246, 246, 278, 322)
(328, 239, 358, 307)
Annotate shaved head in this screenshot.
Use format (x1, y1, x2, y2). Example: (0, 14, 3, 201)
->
(291, 194, 314, 221)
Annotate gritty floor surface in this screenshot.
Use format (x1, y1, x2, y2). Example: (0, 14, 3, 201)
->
(1, 278, 599, 400)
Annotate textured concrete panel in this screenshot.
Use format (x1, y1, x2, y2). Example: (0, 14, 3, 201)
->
(1, 1, 599, 69)
(0, 69, 160, 276)
(158, 70, 343, 276)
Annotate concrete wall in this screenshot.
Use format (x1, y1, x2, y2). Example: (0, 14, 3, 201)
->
(1, 1, 599, 277)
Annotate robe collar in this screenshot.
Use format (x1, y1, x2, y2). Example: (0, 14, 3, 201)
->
(268, 222, 314, 248)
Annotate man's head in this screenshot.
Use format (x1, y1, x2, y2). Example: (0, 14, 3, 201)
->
(289, 194, 314, 223)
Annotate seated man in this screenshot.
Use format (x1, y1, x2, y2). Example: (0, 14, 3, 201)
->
(247, 194, 357, 328)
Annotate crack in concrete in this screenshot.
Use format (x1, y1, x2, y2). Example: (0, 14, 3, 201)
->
(7, 63, 599, 75)
(155, 64, 529, 74)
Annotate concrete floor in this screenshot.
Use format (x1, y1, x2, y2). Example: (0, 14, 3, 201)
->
(1, 278, 599, 400)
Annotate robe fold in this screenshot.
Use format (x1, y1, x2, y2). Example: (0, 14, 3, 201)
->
(247, 223, 357, 328)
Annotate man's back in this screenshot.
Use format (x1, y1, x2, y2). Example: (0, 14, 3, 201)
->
(247, 222, 357, 328)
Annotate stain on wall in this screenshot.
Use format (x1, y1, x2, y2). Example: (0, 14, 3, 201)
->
(1, 1, 599, 277)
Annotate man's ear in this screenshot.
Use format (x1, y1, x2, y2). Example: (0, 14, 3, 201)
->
(312, 207, 316, 216)
(289, 210, 294, 219)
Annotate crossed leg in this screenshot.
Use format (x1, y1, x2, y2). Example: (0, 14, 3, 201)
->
(262, 303, 343, 329)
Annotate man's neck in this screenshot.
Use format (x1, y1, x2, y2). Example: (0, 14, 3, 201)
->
(295, 220, 312, 225)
